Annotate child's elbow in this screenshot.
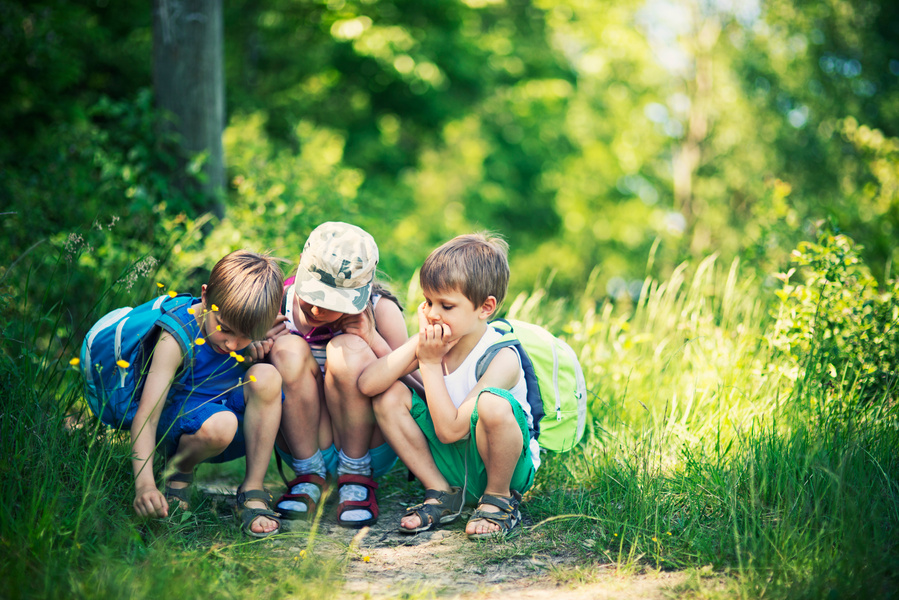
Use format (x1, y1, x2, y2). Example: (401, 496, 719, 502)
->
(358, 374, 377, 397)
(434, 424, 464, 445)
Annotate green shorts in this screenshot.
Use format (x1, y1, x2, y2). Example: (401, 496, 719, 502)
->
(410, 387, 536, 505)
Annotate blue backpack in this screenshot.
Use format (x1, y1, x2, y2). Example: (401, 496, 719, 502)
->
(80, 293, 197, 429)
(475, 318, 588, 453)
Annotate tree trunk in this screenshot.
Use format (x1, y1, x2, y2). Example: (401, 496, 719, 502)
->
(152, 0, 225, 220)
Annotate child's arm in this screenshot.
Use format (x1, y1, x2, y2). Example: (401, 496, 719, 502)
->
(357, 335, 420, 397)
(130, 332, 184, 519)
(417, 318, 520, 444)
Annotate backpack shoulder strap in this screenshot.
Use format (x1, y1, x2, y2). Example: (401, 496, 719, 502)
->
(474, 319, 520, 379)
(156, 294, 197, 358)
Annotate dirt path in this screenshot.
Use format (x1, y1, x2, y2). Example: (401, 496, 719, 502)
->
(203, 476, 693, 599)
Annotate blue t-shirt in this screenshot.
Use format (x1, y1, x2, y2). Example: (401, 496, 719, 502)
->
(169, 300, 247, 407)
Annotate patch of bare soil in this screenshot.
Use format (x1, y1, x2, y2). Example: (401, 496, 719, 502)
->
(201, 476, 691, 600)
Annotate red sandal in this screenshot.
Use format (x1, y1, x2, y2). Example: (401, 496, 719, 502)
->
(336, 473, 379, 529)
(276, 473, 326, 520)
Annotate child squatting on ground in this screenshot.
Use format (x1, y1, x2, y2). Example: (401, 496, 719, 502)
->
(128, 250, 286, 537)
(359, 233, 541, 539)
(268, 221, 416, 528)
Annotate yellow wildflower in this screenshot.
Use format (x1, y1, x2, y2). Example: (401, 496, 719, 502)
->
(69, 357, 80, 366)
(187, 308, 195, 315)
(300, 550, 307, 559)
(249, 375, 257, 383)
(157, 282, 165, 289)
(116, 359, 130, 369)
(235, 355, 245, 363)
(168, 290, 177, 298)
(362, 556, 371, 563)
(195, 338, 206, 346)
(211, 304, 219, 312)
(216, 325, 222, 331)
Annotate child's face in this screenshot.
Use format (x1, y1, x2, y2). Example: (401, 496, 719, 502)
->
(203, 310, 253, 355)
(296, 297, 345, 328)
(421, 287, 492, 341)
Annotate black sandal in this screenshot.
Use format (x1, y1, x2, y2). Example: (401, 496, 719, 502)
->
(399, 486, 464, 534)
(164, 471, 193, 510)
(466, 491, 522, 540)
(236, 489, 282, 538)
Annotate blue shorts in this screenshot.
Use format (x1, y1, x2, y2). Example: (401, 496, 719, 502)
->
(156, 386, 253, 464)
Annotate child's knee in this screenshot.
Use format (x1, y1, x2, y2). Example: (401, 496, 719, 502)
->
(372, 382, 411, 418)
(270, 336, 317, 382)
(246, 363, 282, 401)
(476, 391, 516, 425)
(325, 334, 373, 380)
(192, 412, 238, 452)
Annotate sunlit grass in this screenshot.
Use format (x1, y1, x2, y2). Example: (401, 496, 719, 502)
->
(2, 246, 896, 599)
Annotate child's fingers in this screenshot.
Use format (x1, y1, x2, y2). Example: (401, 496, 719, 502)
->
(417, 302, 429, 331)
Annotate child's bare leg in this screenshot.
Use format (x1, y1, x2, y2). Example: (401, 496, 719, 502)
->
(466, 391, 523, 536)
(239, 362, 283, 535)
(270, 335, 326, 459)
(324, 334, 378, 458)
(326, 334, 386, 524)
(373, 382, 453, 530)
(167, 412, 239, 501)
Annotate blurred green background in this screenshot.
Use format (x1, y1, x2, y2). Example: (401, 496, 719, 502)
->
(2, 0, 897, 334)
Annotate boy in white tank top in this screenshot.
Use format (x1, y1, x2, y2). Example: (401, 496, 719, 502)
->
(359, 232, 538, 539)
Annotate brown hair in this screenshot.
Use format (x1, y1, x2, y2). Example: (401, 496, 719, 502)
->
(419, 232, 510, 309)
(205, 250, 284, 339)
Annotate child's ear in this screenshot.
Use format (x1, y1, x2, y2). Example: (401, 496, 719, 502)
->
(479, 296, 497, 320)
(200, 284, 208, 306)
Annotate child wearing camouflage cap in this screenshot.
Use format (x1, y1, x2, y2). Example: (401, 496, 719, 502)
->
(268, 221, 415, 528)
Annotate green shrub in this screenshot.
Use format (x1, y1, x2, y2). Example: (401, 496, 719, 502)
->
(769, 230, 899, 404)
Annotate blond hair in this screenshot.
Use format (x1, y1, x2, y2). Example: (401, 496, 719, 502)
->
(420, 232, 510, 309)
(206, 250, 284, 339)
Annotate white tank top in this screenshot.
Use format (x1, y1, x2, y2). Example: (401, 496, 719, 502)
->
(443, 327, 541, 470)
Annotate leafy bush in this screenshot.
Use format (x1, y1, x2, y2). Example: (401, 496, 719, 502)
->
(769, 230, 899, 403)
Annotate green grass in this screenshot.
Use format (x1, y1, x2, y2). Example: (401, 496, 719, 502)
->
(2, 249, 897, 599)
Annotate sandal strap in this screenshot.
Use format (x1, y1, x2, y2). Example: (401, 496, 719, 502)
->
(237, 488, 274, 507)
(286, 473, 326, 489)
(477, 491, 520, 513)
(336, 474, 379, 522)
(167, 470, 194, 484)
(403, 502, 444, 526)
(337, 473, 378, 491)
(165, 486, 190, 503)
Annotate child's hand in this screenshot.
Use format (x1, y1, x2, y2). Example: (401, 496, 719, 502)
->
(340, 308, 376, 346)
(244, 338, 274, 363)
(264, 314, 289, 341)
(416, 301, 457, 365)
(134, 485, 169, 518)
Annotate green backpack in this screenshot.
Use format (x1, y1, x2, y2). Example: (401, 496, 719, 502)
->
(475, 318, 588, 452)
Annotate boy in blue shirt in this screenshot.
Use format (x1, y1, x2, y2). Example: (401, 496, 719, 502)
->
(359, 233, 539, 538)
(128, 250, 285, 537)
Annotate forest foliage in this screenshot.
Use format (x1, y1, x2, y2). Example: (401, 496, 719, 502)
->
(2, 0, 898, 347)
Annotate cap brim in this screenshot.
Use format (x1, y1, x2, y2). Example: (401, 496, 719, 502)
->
(293, 267, 372, 314)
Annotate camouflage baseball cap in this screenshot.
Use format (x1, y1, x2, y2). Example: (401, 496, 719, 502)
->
(293, 222, 379, 314)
